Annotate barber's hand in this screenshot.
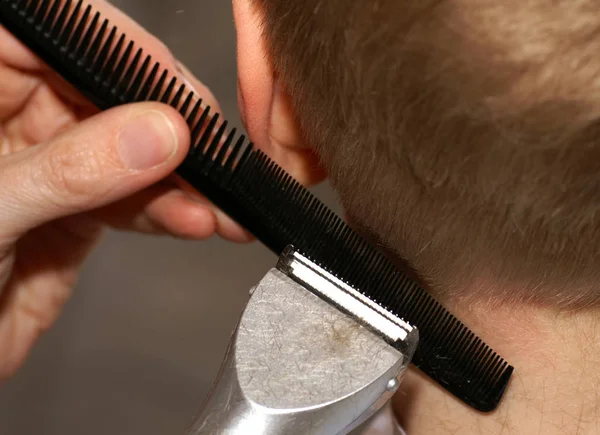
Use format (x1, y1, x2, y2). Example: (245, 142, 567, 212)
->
(0, 1, 251, 381)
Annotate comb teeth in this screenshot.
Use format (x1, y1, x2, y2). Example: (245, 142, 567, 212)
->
(0, 0, 513, 411)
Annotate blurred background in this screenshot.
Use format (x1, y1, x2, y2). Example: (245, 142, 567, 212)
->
(0, 1, 338, 433)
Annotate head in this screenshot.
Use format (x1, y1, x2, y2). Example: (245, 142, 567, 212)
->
(232, 0, 600, 310)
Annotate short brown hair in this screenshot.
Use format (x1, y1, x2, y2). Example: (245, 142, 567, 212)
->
(253, 0, 600, 308)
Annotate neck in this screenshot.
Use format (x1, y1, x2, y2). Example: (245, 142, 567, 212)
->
(393, 300, 600, 435)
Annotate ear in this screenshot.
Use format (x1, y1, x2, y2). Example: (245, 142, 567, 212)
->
(232, 0, 326, 186)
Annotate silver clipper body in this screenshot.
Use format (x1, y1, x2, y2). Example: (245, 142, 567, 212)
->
(186, 247, 418, 435)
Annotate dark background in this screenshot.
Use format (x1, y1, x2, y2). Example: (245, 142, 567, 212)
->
(0, 1, 338, 433)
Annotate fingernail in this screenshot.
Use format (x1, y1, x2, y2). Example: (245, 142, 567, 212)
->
(119, 111, 178, 171)
(176, 62, 200, 94)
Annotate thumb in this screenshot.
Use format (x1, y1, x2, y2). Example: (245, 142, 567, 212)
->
(0, 102, 190, 240)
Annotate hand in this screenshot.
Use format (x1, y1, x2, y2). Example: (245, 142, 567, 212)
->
(0, 1, 251, 381)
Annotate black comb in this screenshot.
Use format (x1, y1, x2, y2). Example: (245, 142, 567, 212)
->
(0, 0, 513, 412)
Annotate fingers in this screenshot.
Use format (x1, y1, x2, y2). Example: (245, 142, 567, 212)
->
(0, 1, 251, 243)
(0, 63, 40, 121)
(88, 0, 221, 110)
(1, 0, 220, 111)
(0, 26, 45, 71)
(0, 1, 176, 72)
(141, 189, 217, 239)
(0, 102, 190, 242)
(4, 83, 78, 150)
(92, 184, 218, 240)
(92, 180, 254, 243)
(173, 176, 255, 242)
(175, 61, 221, 113)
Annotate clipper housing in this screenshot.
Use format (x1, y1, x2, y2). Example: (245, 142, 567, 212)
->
(186, 247, 418, 435)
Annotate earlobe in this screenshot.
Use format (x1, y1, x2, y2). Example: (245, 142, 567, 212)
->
(232, 0, 327, 186)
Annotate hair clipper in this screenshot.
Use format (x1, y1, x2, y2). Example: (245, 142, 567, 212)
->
(184, 246, 418, 434)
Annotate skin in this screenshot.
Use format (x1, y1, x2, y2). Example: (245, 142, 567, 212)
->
(232, 0, 600, 433)
(0, 0, 257, 380)
(4, 1, 599, 433)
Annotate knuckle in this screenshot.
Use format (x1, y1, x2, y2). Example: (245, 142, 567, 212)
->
(151, 36, 176, 65)
(0, 359, 20, 383)
(40, 140, 113, 204)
